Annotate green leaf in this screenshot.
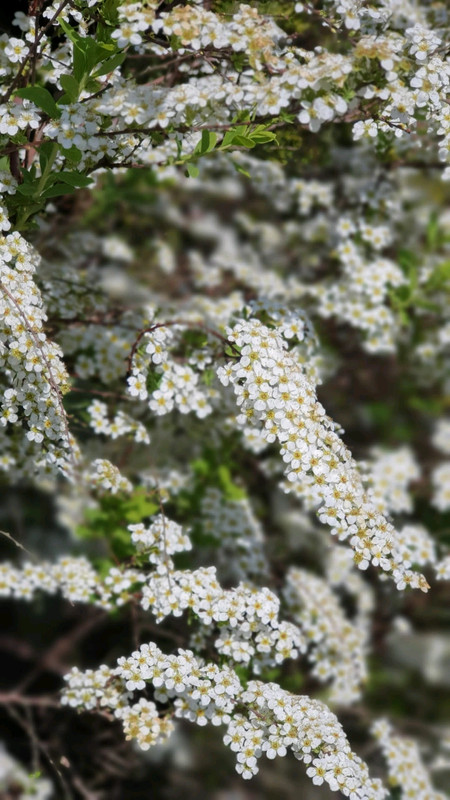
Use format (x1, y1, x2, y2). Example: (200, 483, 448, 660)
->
(194, 130, 218, 156)
(15, 87, 61, 120)
(202, 368, 215, 386)
(390, 285, 411, 306)
(250, 132, 277, 144)
(84, 42, 116, 75)
(59, 74, 79, 103)
(59, 18, 84, 46)
(73, 44, 87, 84)
(55, 171, 93, 188)
(232, 161, 251, 178)
(231, 111, 251, 124)
(101, 0, 121, 26)
(16, 183, 39, 197)
(59, 19, 116, 82)
(63, 145, 83, 163)
(84, 77, 102, 94)
(232, 134, 256, 148)
(221, 126, 247, 148)
(425, 260, 450, 290)
(221, 130, 235, 148)
(41, 183, 77, 199)
(93, 52, 125, 77)
(146, 370, 164, 392)
(39, 141, 57, 172)
(217, 465, 246, 500)
(185, 163, 199, 178)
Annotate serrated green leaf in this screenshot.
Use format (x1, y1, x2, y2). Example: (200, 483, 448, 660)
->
(15, 87, 61, 120)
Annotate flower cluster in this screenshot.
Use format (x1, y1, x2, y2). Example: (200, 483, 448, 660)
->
(140, 564, 306, 671)
(0, 511, 305, 671)
(0, 555, 141, 607)
(87, 399, 150, 444)
(218, 316, 429, 591)
(0, 229, 79, 479)
(86, 458, 133, 495)
(284, 567, 368, 704)
(365, 447, 420, 515)
(129, 514, 192, 566)
(128, 324, 217, 419)
(63, 643, 387, 797)
(373, 719, 447, 800)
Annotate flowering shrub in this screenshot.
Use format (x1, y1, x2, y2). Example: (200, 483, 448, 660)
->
(1, 0, 450, 797)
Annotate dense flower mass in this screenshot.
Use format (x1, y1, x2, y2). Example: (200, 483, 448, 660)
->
(64, 644, 388, 797)
(0, 0, 449, 797)
(218, 316, 430, 591)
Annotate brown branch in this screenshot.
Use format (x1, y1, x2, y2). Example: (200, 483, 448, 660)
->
(5, 704, 73, 800)
(0, 693, 61, 708)
(14, 609, 107, 695)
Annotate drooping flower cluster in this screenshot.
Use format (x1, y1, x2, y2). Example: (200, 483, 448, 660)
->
(0, 229, 79, 479)
(63, 643, 388, 797)
(218, 316, 429, 591)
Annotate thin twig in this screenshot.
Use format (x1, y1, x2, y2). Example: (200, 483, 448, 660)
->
(4, 703, 74, 800)
(0, 529, 38, 561)
(127, 318, 240, 375)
